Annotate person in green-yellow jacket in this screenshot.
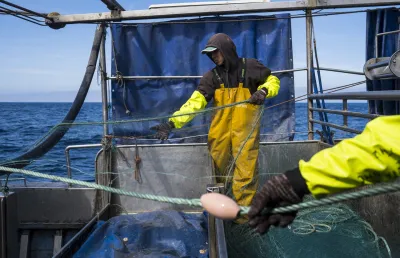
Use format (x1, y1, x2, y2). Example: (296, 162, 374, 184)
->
(248, 115, 400, 234)
(151, 33, 280, 223)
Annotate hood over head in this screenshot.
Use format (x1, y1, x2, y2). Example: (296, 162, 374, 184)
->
(201, 33, 239, 70)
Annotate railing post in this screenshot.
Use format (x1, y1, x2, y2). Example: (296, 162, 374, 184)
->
(100, 23, 109, 136)
(306, 10, 314, 140)
(343, 99, 348, 126)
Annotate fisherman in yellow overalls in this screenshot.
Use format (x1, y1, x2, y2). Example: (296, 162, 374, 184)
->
(247, 115, 400, 233)
(151, 33, 280, 222)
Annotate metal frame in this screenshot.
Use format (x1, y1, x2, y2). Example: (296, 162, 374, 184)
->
(0, 192, 18, 258)
(375, 29, 400, 58)
(65, 144, 102, 186)
(0, 0, 398, 145)
(308, 90, 400, 100)
(310, 107, 379, 119)
(100, 0, 125, 11)
(100, 25, 109, 136)
(310, 119, 362, 134)
(107, 67, 363, 80)
(306, 9, 314, 140)
(55, 0, 397, 143)
(206, 183, 228, 258)
(308, 90, 400, 136)
(0, 177, 27, 187)
(108, 68, 307, 80)
(52, 204, 109, 258)
(48, 0, 400, 24)
(149, 0, 272, 9)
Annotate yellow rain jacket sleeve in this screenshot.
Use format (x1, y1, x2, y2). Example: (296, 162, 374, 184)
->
(257, 75, 280, 98)
(168, 90, 208, 129)
(299, 115, 400, 199)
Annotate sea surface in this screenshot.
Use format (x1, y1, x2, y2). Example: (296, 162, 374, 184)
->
(0, 102, 370, 183)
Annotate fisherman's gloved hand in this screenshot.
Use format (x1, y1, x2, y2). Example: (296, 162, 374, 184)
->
(248, 88, 268, 105)
(248, 168, 309, 234)
(150, 121, 175, 140)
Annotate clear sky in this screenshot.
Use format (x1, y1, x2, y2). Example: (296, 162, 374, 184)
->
(0, 0, 395, 102)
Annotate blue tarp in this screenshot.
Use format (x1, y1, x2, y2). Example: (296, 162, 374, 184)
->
(366, 8, 400, 115)
(110, 14, 295, 144)
(73, 211, 209, 258)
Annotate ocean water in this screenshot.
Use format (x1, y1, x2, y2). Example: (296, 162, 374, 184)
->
(0, 102, 370, 183)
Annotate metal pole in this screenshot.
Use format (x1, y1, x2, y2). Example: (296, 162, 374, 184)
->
(51, 1, 400, 25)
(306, 10, 314, 140)
(377, 29, 400, 37)
(107, 68, 308, 80)
(100, 24, 109, 136)
(343, 99, 348, 126)
(99, 27, 112, 209)
(375, 29, 400, 58)
(65, 144, 103, 186)
(310, 107, 379, 119)
(310, 119, 362, 134)
(317, 67, 364, 75)
(308, 90, 400, 100)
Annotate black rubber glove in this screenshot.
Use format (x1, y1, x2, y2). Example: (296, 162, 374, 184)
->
(248, 88, 268, 105)
(150, 121, 175, 140)
(248, 168, 309, 234)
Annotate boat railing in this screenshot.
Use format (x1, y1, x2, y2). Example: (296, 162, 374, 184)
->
(309, 90, 400, 135)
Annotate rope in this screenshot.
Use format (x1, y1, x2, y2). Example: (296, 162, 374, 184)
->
(225, 106, 264, 190)
(28, 99, 251, 149)
(1, 166, 399, 216)
(28, 80, 365, 150)
(0, 166, 202, 207)
(1, 80, 365, 166)
(243, 183, 400, 215)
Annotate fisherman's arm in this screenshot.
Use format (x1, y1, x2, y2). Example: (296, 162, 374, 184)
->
(296, 115, 400, 198)
(248, 115, 400, 233)
(150, 72, 214, 139)
(248, 60, 280, 104)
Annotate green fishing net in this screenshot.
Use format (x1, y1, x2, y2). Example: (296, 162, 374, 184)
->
(224, 198, 391, 258)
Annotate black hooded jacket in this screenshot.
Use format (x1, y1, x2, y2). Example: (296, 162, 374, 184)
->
(197, 33, 272, 102)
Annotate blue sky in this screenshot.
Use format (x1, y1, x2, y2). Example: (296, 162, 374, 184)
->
(0, 0, 392, 102)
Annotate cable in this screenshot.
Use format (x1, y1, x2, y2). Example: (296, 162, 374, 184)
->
(0, 24, 105, 174)
(9, 80, 365, 152)
(0, 6, 46, 26)
(116, 7, 394, 26)
(0, 5, 43, 22)
(0, 0, 50, 20)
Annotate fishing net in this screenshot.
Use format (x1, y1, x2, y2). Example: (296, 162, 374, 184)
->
(225, 197, 392, 258)
(0, 97, 396, 258)
(0, 100, 395, 258)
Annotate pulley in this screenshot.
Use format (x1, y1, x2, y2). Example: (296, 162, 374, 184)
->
(364, 50, 400, 80)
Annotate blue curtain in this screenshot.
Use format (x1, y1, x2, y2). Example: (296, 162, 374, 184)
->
(366, 8, 400, 115)
(110, 14, 295, 144)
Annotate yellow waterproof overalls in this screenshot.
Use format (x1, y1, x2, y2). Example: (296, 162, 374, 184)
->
(208, 58, 261, 220)
(168, 56, 279, 223)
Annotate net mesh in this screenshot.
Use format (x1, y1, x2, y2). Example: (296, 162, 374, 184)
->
(225, 197, 391, 258)
(0, 99, 395, 257)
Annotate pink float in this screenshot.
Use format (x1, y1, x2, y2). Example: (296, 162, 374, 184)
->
(200, 192, 241, 220)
